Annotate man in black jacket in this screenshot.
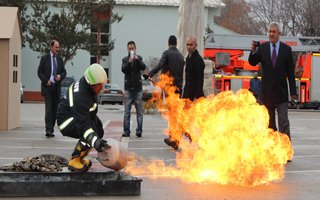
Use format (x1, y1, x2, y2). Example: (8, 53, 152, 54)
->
(122, 41, 147, 137)
(143, 35, 185, 149)
(248, 22, 297, 145)
(37, 40, 66, 137)
(182, 36, 205, 101)
(164, 36, 205, 150)
(57, 63, 109, 172)
(143, 35, 185, 95)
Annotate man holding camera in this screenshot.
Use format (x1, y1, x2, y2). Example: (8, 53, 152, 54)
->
(248, 22, 297, 152)
(121, 41, 147, 137)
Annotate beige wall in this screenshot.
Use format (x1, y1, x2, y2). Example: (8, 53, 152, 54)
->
(0, 39, 9, 130)
(0, 16, 21, 131)
(8, 17, 21, 130)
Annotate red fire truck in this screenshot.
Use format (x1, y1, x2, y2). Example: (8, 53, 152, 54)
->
(204, 34, 320, 109)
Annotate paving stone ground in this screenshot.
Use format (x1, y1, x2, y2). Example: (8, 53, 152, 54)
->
(0, 103, 320, 200)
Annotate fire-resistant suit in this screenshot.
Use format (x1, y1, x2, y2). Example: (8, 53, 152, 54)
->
(57, 64, 108, 172)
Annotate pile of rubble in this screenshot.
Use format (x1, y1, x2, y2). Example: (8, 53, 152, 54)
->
(0, 154, 68, 172)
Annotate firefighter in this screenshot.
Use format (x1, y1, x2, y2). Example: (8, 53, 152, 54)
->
(57, 63, 109, 172)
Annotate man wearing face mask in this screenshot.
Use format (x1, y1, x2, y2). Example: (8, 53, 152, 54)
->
(57, 63, 110, 172)
(248, 22, 297, 162)
(121, 41, 147, 138)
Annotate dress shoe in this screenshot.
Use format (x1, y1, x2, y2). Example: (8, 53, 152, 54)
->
(122, 133, 130, 137)
(45, 132, 51, 137)
(164, 137, 179, 150)
(50, 132, 55, 137)
(136, 133, 142, 138)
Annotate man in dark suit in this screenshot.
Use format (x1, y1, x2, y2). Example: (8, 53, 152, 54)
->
(38, 40, 66, 137)
(164, 36, 205, 150)
(248, 22, 297, 145)
(183, 36, 205, 101)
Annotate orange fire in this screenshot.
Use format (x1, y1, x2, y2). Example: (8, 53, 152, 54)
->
(125, 74, 293, 186)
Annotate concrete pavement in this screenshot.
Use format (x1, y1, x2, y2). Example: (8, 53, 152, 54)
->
(0, 103, 320, 199)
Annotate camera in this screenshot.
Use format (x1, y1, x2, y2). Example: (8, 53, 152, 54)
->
(253, 41, 260, 48)
(130, 51, 135, 59)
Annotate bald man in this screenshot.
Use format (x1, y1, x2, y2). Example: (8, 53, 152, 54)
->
(164, 37, 205, 150)
(182, 36, 205, 100)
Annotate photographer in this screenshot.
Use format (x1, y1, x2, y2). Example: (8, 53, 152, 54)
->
(121, 41, 147, 138)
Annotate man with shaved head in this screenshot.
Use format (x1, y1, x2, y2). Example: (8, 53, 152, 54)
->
(164, 36, 205, 149)
(182, 36, 205, 100)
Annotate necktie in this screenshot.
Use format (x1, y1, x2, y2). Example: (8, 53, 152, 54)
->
(52, 55, 57, 76)
(272, 44, 277, 68)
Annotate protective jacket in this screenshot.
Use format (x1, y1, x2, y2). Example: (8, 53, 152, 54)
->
(57, 76, 104, 146)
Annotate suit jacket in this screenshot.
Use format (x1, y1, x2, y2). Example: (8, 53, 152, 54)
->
(182, 49, 205, 100)
(148, 47, 185, 89)
(37, 53, 66, 96)
(248, 42, 296, 103)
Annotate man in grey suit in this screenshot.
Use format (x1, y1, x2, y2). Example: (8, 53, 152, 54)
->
(38, 40, 66, 137)
(248, 23, 297, 161)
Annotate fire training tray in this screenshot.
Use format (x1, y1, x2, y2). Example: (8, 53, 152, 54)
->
(0, 171, 142, 196)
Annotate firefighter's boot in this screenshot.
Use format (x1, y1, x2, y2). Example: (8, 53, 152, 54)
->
(68, 141, 89, 172)
(79, 147, 92, 168)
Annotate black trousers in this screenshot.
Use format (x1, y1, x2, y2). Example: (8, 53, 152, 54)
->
(265, 102, 291, 140)
(44, 85, 59, 133)
(60, 117, 104, 140)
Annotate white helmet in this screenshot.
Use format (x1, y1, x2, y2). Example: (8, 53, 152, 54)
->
(84, 63, 108, 85)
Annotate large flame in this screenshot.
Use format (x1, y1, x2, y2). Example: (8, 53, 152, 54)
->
(125, 74, 293, 186)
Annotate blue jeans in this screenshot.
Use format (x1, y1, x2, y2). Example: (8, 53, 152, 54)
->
(123, 89, 143, 135)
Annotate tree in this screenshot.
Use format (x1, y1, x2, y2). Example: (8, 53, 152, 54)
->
(215, 0, 263, 35)
(250, 0, 320, 36)
(298, 0, 320, 36)
(25, 0, 122, 64)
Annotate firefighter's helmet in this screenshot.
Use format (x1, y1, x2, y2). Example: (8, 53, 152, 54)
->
(84, 63, 108, 85)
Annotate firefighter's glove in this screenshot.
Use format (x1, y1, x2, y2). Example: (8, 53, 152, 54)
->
(94, 138, 111, 152)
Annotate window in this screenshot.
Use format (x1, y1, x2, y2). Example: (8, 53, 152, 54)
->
(13, 55, 18, 67)
(90, 56, 97, 64)
(13, 71, 17, 83)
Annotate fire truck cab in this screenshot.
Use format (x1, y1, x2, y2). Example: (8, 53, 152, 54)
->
(204, 34, 320, 109)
